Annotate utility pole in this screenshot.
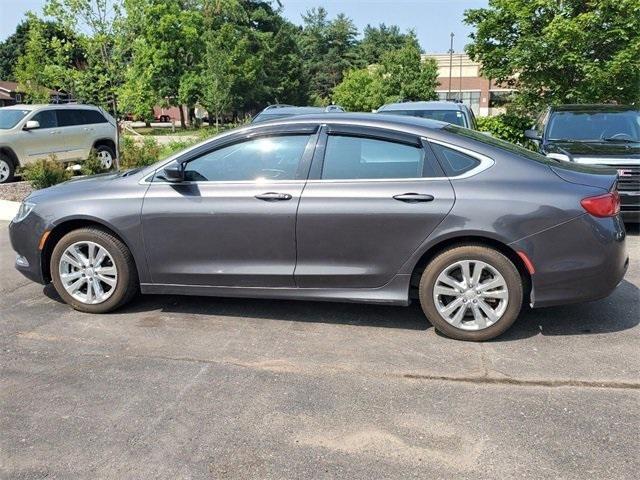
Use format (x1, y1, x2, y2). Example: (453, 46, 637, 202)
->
(448, 32, 454, 99)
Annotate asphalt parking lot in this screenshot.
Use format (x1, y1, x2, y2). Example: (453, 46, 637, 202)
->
(1, 221, 639, 479)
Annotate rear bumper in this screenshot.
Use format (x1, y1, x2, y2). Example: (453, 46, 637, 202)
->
(510, 213, 628, 308)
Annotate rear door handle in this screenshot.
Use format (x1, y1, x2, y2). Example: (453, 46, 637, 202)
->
(393, 193, 435, 203)
(255, 192, 292, 201)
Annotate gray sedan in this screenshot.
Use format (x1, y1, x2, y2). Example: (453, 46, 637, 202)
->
(8, 114, 628, 341)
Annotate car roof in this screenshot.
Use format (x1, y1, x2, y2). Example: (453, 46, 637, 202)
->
(257, 106, 328, 116)
(0, 103, 103, 111)
(550, 104, 638, 113)
(378, 101, 468, 112)
(251, 112, 447, 131)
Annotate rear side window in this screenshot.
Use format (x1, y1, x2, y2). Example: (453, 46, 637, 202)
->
(57, 109, 84, 127)
(322, 135, 426, 180)
(430, 143, 480, 176)
(31, 110, 58, 129)
(80, 109, 108, 124)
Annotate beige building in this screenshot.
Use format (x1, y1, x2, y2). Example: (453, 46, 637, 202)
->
(423, 53, 514, 117)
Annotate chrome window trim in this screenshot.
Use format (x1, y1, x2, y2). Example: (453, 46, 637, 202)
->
(140, 128, 495, 185)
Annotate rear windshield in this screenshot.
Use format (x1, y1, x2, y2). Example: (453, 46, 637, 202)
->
(379, 109, 467, 127)
(0, 109, 30, 129)
(547, 110, 640, 142)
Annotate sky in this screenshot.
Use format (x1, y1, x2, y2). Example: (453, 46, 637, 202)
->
(0, 0, 488, 53)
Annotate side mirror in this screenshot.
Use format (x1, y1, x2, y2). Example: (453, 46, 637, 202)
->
(23, 120, 40, 131)
(162, 162, 185, 183)
(524, 129, 542, 141)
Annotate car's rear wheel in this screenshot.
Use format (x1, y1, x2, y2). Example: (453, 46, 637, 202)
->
(0, 154, 15, 184)
(50, 227, 138, 313)
(419, 245, 523, 341)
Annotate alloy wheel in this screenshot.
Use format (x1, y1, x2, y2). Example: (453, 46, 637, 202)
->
(58, 241, 118, 304)
(97, 150, 113, 170)
(0, 159, 10, 182)
(432, 260, 509, 331)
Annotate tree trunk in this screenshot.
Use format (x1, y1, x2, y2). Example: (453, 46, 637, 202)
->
(179, 105, 186, 129)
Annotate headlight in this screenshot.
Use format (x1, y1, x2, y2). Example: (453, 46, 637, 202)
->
(13, 201, 35, 223)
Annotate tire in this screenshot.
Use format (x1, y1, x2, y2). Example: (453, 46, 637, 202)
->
(0, 154, 15, 184)
(50, 227, 138, 313)
(419, 244, 524, 341)
(94, 144, 116, 170)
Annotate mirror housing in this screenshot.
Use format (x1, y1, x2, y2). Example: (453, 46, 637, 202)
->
(162, 162, 185, 183)
(23, 120, 40, 131)
(524, 129, 542, 141)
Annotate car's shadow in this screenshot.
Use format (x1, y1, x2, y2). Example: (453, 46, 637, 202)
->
(43, 278, 639, 340)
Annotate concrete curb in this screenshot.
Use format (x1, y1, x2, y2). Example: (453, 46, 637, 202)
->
(0, 200, 19, 222)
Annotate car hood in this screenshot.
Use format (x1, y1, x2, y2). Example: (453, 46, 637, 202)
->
(27, 171, 137, 202)
(546, 140, 640, 157)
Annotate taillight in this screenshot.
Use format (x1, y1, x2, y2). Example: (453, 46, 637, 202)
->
(580, 191, 620, 217)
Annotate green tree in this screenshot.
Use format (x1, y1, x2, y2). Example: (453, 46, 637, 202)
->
(299, 8, 359, 105)
(357, 23, 409, 65)
(332, 66, 385, 112)
(464, 0, 640, 109)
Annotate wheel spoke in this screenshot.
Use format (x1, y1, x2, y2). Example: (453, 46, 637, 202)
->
(449, 302, 468, 327)
(95, 265, 116, 276)
(471, 304, 487, 329)
(440, 296, 465, 317)
(470, 262, 484, 287)
(96, 273, 116, 287)
(61, 252, 82, 269)
(69, 277, 85, 294)
(439, 273, 464, 291)
(477, 299, 498, 324)
(92, 277, 104, 299)
(61, 271, 83, 283)
(477, 278, 505, 293)
(434, 285, 460, 297)
(94, 247, 107, 268)
(460, 261, 472, 287)
(480, 288, 508, 300)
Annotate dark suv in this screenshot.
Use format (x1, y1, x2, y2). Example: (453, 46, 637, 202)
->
(525, 104, 640, 222)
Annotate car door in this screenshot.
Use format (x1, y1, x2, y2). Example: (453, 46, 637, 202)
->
(56, 109, 88, 161)
(141, 124, 319, 287)
(295, 125, 456, 288)
(17, 109, 67, 161)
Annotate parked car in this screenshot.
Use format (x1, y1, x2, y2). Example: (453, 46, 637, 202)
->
(377, 101, 478, 129)
(252, 104, 345, 123)
(9, 113, 627, 341)
(0, 104, 117, 184)
(525, 104, 640, 222)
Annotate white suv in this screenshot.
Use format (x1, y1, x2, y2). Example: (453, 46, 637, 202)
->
(0, 104, 117, 183)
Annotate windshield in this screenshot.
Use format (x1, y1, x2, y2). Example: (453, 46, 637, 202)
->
(0, 109, 30, 129)
(379, 109, 467, 127)
(547, 110, 640, 142)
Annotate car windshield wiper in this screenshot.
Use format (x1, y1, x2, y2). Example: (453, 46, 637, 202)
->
(601, 137, 639, 143)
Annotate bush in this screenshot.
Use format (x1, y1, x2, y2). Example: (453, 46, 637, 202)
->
(80, 150, 109, 176)
(119, 136, 162, 169)
(476, 113, 535, 148)
(20, 156, 72, 190)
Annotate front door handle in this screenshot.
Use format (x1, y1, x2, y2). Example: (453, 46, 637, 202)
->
(255, 192, 292, 201)
(393, 193, 435, 203)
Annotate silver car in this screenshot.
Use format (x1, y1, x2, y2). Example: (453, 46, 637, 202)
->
(0, 104, 117, 183)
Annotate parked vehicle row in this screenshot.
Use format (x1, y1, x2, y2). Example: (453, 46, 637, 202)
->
(0, 104, 117, 184)
(9, 113, 628, 341)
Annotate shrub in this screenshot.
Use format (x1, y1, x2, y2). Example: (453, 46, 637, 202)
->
(476, 113, 535, 148)
(20, 155, 72, 189)
(119, 136, 162, 169)
(80, 150, 109, 176)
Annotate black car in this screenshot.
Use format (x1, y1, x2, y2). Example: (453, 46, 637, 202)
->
(525, 104, 640, 222)
(252, 104, 345, 123)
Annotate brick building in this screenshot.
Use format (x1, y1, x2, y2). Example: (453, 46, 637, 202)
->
(423, 53, 514, 117)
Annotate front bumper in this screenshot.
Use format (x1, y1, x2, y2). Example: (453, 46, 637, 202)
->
(8, 213, 49, 285)
(510, 213, 628, 308)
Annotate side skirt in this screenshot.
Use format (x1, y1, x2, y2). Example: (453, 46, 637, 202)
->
(140, 274, 411, 306)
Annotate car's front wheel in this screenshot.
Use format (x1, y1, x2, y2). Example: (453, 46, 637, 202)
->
(50, 227, 138, 313)
(94, 144, 116, 170)
(419, 245, 524, 341)
(0, 154, 15, 184)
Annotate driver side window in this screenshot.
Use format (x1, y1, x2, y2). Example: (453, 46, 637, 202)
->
(184, 135, 311, 182)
